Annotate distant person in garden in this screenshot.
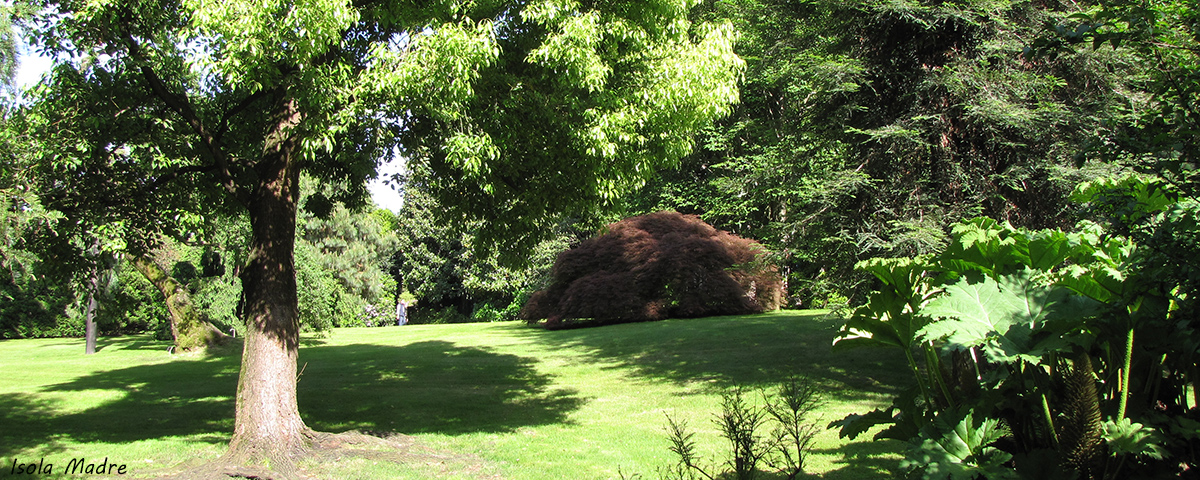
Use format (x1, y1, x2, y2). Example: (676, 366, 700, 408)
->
(396, 299, 408, 326)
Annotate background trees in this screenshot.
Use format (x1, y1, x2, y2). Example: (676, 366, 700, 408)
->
(393, 166, 579, 324)
(296, 185, 399, 330)
(1032, 0, 1199, 197)
(628, 0, 1143, 306)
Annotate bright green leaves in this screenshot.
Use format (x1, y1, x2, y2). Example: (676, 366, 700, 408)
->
(371, 0, 742, 257)
(845, 216, 1105, 365)
(185, 0, 359, 89)
(938, 218, 1028, 276)
(833, 257, 937, 351)
(921, 275, 1028, 357)
(1102, 417, 1167, 460)
(835, 176, 1197, 478)
(902, 409, 1018, 480)
(919, 270, 1098, 363)
(1072, 175, 1180, 227)
(515, 0, 742, 205)
(1027, 229, 1074, 271)
(526, 9, 608, 92)
(444, 131, 499, 186)
(365, 20, 499, 121)
(362, 19, 500, 187)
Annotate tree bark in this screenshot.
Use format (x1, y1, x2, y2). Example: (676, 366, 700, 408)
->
(84, 274, 98, 355)
(224, 95, 312, 472)
(131, 254, 230, 351)
(84, 241, 101, 355)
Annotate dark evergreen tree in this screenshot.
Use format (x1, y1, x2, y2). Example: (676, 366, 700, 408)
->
(631, 0, 1143, 304)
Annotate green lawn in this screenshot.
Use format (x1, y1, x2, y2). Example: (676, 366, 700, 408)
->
(0, 310, 910, 479)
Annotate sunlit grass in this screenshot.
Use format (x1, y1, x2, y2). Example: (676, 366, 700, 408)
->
(0, 310, 910, 479)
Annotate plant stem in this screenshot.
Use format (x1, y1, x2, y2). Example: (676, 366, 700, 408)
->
(905, 347, 934, 413)
(969, 347, 982, 381)
(1041, 392, 1058, 448)
(924, 343, 956, 410)
(1117, 326, 1134, 420)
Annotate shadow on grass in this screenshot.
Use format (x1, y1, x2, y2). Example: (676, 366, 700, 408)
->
(23, 335, 172, 353)
(518, 311, 911, 400)
(93, 335, 178, 353)
(0, 346, 241, 459)
(0, 340, 582, 458)
(297, 340, 583, 435)
(813, 437, 905, 479)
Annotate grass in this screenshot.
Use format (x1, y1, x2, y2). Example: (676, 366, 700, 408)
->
(0, 310, 911, 479)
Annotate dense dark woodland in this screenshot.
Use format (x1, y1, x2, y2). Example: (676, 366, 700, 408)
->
(0, 0, 1197, 478)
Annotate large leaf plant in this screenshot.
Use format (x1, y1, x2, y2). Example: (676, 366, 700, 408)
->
(831, 176, 1197, 479)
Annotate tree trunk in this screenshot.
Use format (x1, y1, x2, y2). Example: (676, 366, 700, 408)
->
(84, 241, 101, 355)
(131, 254, 230, 351)
(224, 96, 312, 473)
(84, 273, 99, 355)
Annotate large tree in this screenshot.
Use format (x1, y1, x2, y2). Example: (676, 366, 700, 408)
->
(21, 0, 741, 474)
(629, 0, 1144, 303)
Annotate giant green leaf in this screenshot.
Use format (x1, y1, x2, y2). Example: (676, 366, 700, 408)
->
(835, 257, 937, 352)
(919, 269, 1098, 363)
(1027, 229, 1075, 271)
(902, 409, 1018, 480)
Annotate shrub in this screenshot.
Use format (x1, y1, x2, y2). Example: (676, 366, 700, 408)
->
(409, 305, 472, 325)
(521, 211, 783, 328)
(471, 303, 504, 322)
(661, 378, 823, 480)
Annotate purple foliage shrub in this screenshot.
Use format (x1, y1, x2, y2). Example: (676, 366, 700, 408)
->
(521, 212, 783, 328)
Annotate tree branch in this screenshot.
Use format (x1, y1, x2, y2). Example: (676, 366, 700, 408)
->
(148, 163, 220, 191)
(216, 89, 272, 144)
(119, 31, 251, 205)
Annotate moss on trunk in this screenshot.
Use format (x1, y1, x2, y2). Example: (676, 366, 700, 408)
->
(132, 254, 230, 351)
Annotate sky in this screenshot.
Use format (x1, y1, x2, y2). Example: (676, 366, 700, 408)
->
(14, 45, 407, 213)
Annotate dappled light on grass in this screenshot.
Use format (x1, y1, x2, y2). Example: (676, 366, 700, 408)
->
(0, 336, 587, 461)
(298, 340, 585, 435)
(0, 345, 240, 459)
(521, 310, 909, 401)
(0, 312, 910, 479)
(810, 439, 905, 479)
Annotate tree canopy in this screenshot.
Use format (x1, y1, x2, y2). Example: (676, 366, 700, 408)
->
(626, 0, 1147, 304)
(18, 0, 743, 474)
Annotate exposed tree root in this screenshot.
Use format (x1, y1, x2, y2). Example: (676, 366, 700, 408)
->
(152, 430, 495, 480)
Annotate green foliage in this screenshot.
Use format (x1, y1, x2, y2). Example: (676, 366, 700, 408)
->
(1102, 418, 1166, 460)
(408, 305, 472, 325)
(626, 0, 1143, 305)
(662, 378, 825, 480)
(296, 195, 399, 330)
(0, 0, 34, 89)
(0, 274, 73, 338)
(715, 388, 768, 480)
(834, 176, 1198, 479)
(918, 270, 1098, 364)
(762, 377, 823, 479)
(902, 409, 1017, 480)
(395, 172, 575, 321)
(470, 303, 503, 323)
(101, 260, 171, 339)
(1030, 0, 1200, 195)
(0, 102, 79, 338)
